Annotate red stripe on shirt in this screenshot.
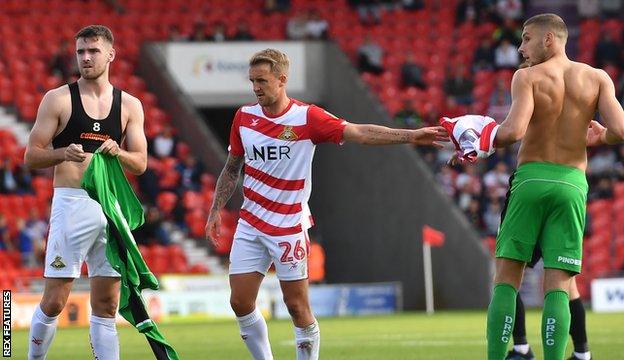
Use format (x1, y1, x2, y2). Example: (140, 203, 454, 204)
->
(243, 187, 302, 215)
(239, 112, 310, 141)
(244, 164, 305, 191)
(240, 209, 302, 236)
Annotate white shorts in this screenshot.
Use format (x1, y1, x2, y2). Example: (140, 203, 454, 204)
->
(44, 188, 120, 278)
(229, 222, 310, 281)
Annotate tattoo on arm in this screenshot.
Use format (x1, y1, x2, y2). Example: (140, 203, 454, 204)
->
(363, 126, 412, 144)
(211, 155, 244, 211)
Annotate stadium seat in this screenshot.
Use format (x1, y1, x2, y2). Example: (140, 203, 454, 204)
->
(156, 191, 178, 216)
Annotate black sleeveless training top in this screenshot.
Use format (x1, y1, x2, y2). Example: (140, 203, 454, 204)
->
(52, 82, 123, 153)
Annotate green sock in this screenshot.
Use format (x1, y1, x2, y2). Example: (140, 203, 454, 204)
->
(542, 289, 571, 360)
(487, 283, 517, 360)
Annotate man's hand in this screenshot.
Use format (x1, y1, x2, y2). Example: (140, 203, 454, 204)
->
(98, 139, 121, 156)
(205, 210, 222, 247)
(64, 143, 87, 162)
(411, 126, 449, 148)
(587, 120, 607, 147)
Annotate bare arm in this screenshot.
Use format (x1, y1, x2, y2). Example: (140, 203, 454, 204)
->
(210, 154, 244, 212)
(24, 89, 86, 169)
(596, 69, 624, 144)
(205, 154, 244, 245)
(118, 95, 147, 174)
(98, 94, 147, 174)
(494, 69, 535, 147)
(342, 123, 448, 147)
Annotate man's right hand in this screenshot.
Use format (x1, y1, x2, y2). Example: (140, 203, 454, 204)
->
(64, 143, 87, 162)
(205, 210, 222, 247)
(411, 126, 449, 148)
(587, 120, 607, 146)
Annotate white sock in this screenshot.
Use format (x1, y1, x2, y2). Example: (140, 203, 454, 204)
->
(237, 308, 273, 360)
(573, 351, 592, 360)
(28, 305, 58, 360)
(89, 315, 119, 360)
(513, 344, 530, 354)
(294, 319, 320, 360)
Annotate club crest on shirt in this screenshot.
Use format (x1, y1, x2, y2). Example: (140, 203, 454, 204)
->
(278, 126, 298, 141)
(50, 255, 66, 269)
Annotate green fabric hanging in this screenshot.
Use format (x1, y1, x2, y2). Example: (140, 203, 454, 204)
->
(82, 151, 180, 360)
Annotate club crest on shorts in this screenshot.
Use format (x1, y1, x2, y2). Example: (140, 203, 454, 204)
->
(278, 126, 298, 141)
(50, 255, 66, 269)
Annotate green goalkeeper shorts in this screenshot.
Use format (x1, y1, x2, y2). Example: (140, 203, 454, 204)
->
(496, 162, 588, 274)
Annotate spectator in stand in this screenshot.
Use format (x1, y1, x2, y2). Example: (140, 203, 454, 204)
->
(151, 124, 177, 158)
(306, 10, 329, 40)
(393, 99, 422, 128)
(483, 199, 502, 236)
(24, 209, 47, 267)
(483, 161, 510, 199)
(465, 198, 484, 231)
(0, 214, 13, 251)
(209, 22, 228, 42)
(443, 96, 467, 119)
(188, 21, 209, 41)
(400, 53, 427, 89)
(487, 145, 516, 170)
(496, 0, 523, 20)
(594, 33, 621, 68)
(132, 207, 170, 246)
(590, 177, 614, 200)
(168, 25, 187, 41)
(493, 17, 522, 46)
(456, 165, 482, 210)
(17, 218, 36, 268)
(353, 0, 382, 26)
(601, 0, 622, 18)
(49, 39, 79, 83)
(494, 38, 520, 69)
(401, 0, 424, 11)
(357, 34, 384, 74)
(577, 0, 600, 19)
(14, 164, 33, 194)
(0, 159, 17, 194)
(443, 64, 474, 105)
(422, 104, 440, 127)
(104, 0, 125, 14)
(176, 155, 204, 192)
(614, 145, 624, 179)
(587, 148, 616, 176)
(437, 164, 457, 198)
(264, 0, 290, 13)
(473, 38, 496, 71)
(232, 23, 255, 41)
(487, 79, 512, 120)
(456, 0, 484, 24)
(286, 12, 309, 40)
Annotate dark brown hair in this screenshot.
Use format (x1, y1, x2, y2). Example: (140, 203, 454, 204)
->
(75, 25, 114, 45)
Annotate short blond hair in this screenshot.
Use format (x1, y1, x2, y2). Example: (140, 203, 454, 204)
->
(249, 49, 289, 76)
(523, 13, 568, 41)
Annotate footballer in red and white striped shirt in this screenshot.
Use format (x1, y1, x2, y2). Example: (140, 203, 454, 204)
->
(205, 48, 447, 360)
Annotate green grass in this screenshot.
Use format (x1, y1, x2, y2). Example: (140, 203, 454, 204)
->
(10, 310, 624, 359)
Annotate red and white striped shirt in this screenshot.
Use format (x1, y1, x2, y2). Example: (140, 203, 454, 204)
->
(229, 99, 347, 236)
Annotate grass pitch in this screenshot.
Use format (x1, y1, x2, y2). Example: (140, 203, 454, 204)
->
(10, 310, 624, 359)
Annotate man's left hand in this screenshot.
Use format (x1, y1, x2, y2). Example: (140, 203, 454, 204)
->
(98, 139, 121, 156)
